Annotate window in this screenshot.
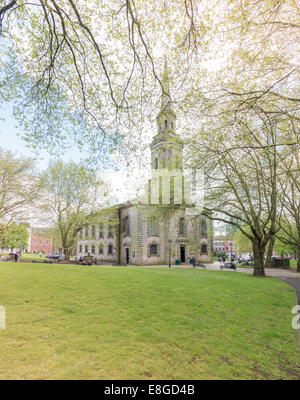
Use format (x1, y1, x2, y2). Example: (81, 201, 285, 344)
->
(91, 245, 95, 254)
(108, 224, 114, 238)
(79, 228, 83, 239)
(148, 219, 159, 236)
(164, 120, 168, 128)
(171, 122, 174, 129)
(150, 244, 158, 255)
(154, 158, 158, 169)
(201, 244, 208, 254)
(85, 245, 88, 254)
(85, 227, 89, 238)
(108, 244, 113, 255)
(99, 245, 103, 255)
(179, 218, 186, 236)
(99, 223, 103, 238)
(92, 226, 95, 239)
(200, 219, 207, 236)
(124, 216, 130, 237)
(79, 245, 82, 253)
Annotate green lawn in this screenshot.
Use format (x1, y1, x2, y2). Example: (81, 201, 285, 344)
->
(0, 262, 299, 380)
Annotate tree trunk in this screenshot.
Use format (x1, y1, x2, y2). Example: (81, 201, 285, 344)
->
(252, 241, 266, 277)
(297, 239, 300, 273)
(64, 248, 70, 261)
(265, 235, 275, 269)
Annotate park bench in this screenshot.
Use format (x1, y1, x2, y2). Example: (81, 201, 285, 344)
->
(193, 263, 206, 269)
(220, 262, 236, 271)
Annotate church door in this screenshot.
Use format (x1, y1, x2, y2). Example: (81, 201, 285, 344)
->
(180, 245, 186, 263)
(126, 248, 130, 264)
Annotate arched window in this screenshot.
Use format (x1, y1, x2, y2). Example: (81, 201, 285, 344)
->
(201, 244, 208, 254)
(154, 158, 158, 169)
(148, 218, 159, 236)
(85, 226, 89, 238)
(164, 120, 168, 128)
(179, 218, 186, 236)
(108, 244, 113, 255)
(150, 244, 158, 255)
(124, 216, 130, 237)
(91, 245, 95, 254)
(108, 224, 113, 238)
(200, 219, 207, 236)
(79, 245, 82, 253)
(99, 244, 103, 255)
(85, 245, 88, 254)
(99, 223, 103, 238)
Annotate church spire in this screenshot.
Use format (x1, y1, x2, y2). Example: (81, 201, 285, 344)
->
(155, 58, 176, 135)
(161, 58, 172, 111)
(161, 57, 171, 110)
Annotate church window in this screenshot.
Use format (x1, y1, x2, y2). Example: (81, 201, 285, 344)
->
(200, 219, 207, 236)
(99, 223, 103, 238)
(124, 216, 130, 237)
(201, 244, 208, 254)
(108, 224, 114, 238)
(108, 244, 113, 255)
(150, 244, 158, 255)
(148, 219, 159, 236)
(164, 120, 168, 128)
(179, 218, 186, 236)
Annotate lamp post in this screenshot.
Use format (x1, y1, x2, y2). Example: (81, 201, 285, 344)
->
(168, 239, 172, 268)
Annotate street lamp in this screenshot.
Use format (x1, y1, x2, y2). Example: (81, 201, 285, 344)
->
(168, 239, 172, 268)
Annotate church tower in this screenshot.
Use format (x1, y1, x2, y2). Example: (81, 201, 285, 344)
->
(150, 60, 183, 172)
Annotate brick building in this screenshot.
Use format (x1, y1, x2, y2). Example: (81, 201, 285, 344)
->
(29, 230, 52, 254)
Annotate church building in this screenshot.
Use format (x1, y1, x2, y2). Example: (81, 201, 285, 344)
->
(77, 61, 213, 265)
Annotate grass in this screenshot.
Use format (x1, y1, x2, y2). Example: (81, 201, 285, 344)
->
(0, 262, 299, 380)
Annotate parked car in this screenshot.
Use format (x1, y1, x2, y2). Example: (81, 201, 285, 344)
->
(46, 254, 64, 260)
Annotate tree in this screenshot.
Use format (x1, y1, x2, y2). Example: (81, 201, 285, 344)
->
(0, 147, 41, 224)
(40, 159, 100, 260)
(1, 223, 29, 250)
(276, 149, 300, 271)
(187, 106, 286, 276)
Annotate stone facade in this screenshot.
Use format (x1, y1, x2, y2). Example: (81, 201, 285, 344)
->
(77, 61, 213, 265)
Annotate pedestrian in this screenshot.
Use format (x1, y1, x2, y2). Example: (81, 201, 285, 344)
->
(39, 251, 42, 258)
(222, 255, 226, 264)
(14, 252, 19, 262)
(190, 255, 196, 268)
